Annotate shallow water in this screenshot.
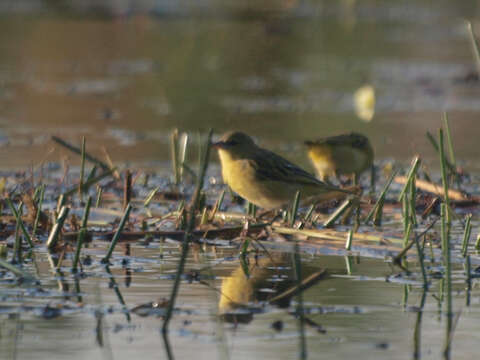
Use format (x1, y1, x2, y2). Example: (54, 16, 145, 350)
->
(0, 1, 479, 168)
(0, 160, 479, 360)
(1, 1, 480, 360)
(0, 241, 479, 360)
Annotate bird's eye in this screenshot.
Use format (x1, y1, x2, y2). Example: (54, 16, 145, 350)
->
(226, 139, 239, 146)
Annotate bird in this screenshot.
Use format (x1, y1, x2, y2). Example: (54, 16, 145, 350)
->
(354, 85, 375, 122)
(304, 132, 374, 184)
(212, 131, 351, 210)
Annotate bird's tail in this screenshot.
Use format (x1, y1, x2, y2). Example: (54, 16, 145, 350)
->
(303, 184, 361, 205)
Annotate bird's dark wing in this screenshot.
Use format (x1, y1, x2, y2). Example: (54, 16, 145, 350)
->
(308, 133, 368, 149)
(251, 149, 327, 187)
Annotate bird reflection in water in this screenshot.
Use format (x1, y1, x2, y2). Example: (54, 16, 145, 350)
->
(218, 252, 327, 325)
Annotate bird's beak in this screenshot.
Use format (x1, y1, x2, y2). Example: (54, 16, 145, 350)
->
(212, 141, 227, 149)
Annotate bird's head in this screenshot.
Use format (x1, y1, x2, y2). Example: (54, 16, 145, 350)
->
(212, 131, 257, 160)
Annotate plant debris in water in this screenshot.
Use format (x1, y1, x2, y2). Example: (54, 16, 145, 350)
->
(0, 127, 479, 360)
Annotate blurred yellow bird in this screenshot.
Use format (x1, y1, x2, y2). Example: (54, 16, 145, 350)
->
(304, 132, 374, 184)
(213, 131, 350, 210)
(354, 85, 375, 122)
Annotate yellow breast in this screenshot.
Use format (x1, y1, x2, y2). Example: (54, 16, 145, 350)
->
(307, 146, 336, 180)
(308, 144, 373, 179)
(218, 149, 298, 209)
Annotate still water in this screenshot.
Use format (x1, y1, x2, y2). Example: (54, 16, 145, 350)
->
(1, 242, 478, 360)
(0, 1, 479, 168)
(1, 1, 480, 360)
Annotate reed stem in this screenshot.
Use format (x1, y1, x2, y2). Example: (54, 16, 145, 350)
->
(78, 136, 86, 199)
(398, 156, 421, 202)
(426, 132, 457, 177)
(365, 168, 398, 224)
(467, 20, 480, 76)
(6, 198, 34, 248)
(461, 214, 472, 258)
(63, 168, 116, 198)
(101, 203, 132, 264)
(46, 206, 70, 250)
(324, 198, 353, 228)
(293, 241, 307, 360)
(414, 233, 428, 289)
(144, 186, 160, 207)
(443, 113, 456, 170)
(345, 229, 353, 251)
(51, 135, 110, 171)
(441, 203, 452, 359)
(95, 186, 103, 208)
(162, 129, 213, 333)
(32, 185, 45, 237)
(210, 190, 225, 220)
(72, 196, 92, 273)
(290, 191, 301, 227)
(465, 255, 471, 307)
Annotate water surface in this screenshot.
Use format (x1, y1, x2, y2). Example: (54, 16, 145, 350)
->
(1, 2, 480, 360)
(0, 1, 479, 168)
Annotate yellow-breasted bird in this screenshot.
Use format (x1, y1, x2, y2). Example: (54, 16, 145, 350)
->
(304, 132, 374, 183)
(213, 131, 350, 210)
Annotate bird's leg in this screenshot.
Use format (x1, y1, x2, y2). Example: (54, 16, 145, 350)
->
(257, 208, 277, 220)
(336, 172, 350, 187)
(369, 165, 376, 195)
(353, 173, 359, 186)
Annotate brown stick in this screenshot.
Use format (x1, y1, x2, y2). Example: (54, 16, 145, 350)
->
(272, 225, 404, 245)
(268, 270, 327, 305)
(101, 146, 121, 180)
(394, 176, 469, 202)
(52, 135, 110, 171)
(61, 223, 270, 243)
